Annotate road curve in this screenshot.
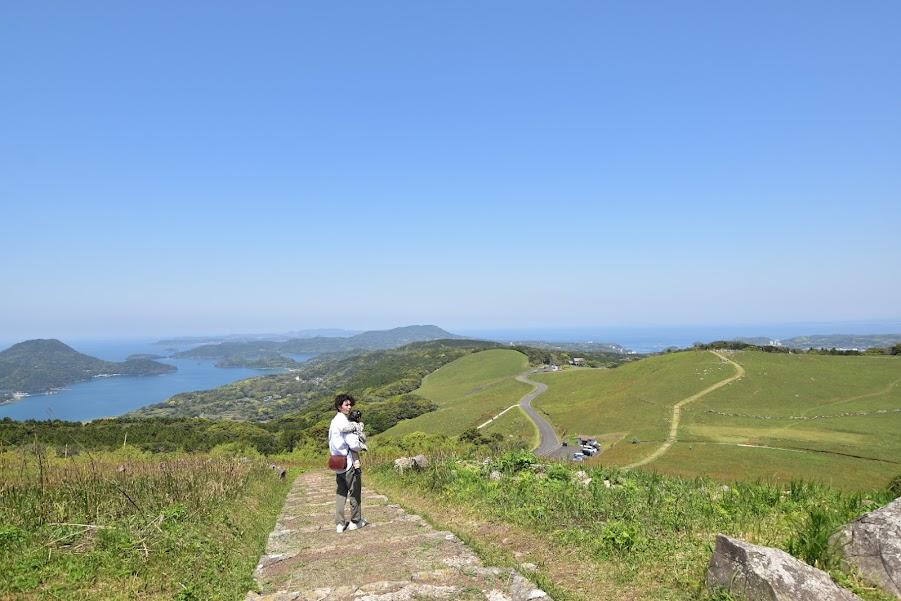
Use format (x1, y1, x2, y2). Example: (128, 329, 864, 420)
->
(625, 350, 745, 469)
(516, 371, 566, 458)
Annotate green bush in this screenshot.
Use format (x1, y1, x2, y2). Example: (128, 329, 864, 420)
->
(887, 474, 901, 497)
(492, 450, 538, 474)
(786, 508, 841, 570)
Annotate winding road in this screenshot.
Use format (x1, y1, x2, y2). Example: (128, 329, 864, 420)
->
(485, 350, 746, 464)
(515, 371, 567, 458)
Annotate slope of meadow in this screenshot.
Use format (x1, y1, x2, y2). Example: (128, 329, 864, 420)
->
(0, 448, 292, 599)
(671, 350, 901, 488)
(532, 350, 900, 489)
(531, 351, 731, 464)
(381, 349, 531, 437)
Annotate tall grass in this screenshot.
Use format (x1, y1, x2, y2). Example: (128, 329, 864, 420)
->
(373, 451, 895, 600)
(0, 444, 293, 600)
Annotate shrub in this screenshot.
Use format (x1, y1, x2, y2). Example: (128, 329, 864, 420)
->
(492, 450, 538, 474)
(786, 508, 841, 570)
(887, 474, 901, 497)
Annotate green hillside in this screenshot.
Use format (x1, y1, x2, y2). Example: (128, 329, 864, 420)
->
(0, 339, 175, 396)
(532, 350, 900, 489)
(531, 351, 730, 458)
(669, 351, 901, 488)
(381, 349, 531, 437)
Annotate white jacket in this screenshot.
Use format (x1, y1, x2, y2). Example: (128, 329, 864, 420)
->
(328, 412, 362, 472)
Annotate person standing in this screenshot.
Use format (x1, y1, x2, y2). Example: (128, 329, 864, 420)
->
(329, 393, 366, 533)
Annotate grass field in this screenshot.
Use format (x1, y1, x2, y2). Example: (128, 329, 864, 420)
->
(481, 405, 540, 449)
(0, 447, 292, 599)
(531, 351, 731, 465)
(380, 349, 531, 437)
(372, 454, 896, 601)
(532, 350, 900, 489)
(678, 351, 901, 488)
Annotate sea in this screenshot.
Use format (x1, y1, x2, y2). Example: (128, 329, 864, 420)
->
(0, 338, 313, 422)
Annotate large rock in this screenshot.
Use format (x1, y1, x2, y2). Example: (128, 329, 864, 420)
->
(831, 497, 901, 598)
(394, 457, 415, 472)
(412, 454, 430, 469)
(706, 534, 861, 601)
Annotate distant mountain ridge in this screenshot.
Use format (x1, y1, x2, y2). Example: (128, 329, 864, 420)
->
(175, 325, 464, 359)
(0, 339, 176, 397)
(736, 333, 901, 350)
(155, 328, 359, 346)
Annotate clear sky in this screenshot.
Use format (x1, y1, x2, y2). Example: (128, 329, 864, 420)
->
(2, 2, 900, 338)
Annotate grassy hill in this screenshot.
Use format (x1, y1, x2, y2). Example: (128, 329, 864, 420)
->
(667, 351, 901, 488)
(133, 339, 499, 421)
(531, 350, 900, 490)
(531, 351, 731, 454)
(0, 339, 175, 396)
(176, 325, 464, 360)
(381, 349, 532, 437)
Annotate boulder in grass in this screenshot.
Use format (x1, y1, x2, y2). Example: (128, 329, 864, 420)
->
(412, 454, 430, 469)
(706, 534, 861, 601)
(394, 457, 415, 472)
(830, 497, 901, 598)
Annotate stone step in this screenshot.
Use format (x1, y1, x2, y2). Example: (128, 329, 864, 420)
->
(248, 471, 551, 601)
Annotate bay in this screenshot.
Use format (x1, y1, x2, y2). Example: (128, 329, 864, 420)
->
(0, 338, 313, 422)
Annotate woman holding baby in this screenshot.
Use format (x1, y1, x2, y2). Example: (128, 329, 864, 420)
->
(328, 393, 368, 533)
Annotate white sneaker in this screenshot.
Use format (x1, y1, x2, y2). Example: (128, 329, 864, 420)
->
(336, 523, 345, 533)
(346, 519, 367, 531)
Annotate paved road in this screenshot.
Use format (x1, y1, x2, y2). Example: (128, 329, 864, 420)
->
(516, 371, 568, 458)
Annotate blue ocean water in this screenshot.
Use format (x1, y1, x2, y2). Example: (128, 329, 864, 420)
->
(0, 338, 312, 422)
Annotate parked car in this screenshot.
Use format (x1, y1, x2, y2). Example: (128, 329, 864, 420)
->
(571, 452, 585, 461)
(581, 446, 597, 456)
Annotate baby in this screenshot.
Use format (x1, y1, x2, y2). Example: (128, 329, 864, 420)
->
(338, 408, 368, 469)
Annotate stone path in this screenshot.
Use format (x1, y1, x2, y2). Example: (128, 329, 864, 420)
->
(246, 470, 551, 601)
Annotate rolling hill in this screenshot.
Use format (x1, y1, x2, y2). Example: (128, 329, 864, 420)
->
(381, 349, 532, 437)
(175, 325, 464, 359)
(0, 339, 176, 396)
(530, 350, 901, 489)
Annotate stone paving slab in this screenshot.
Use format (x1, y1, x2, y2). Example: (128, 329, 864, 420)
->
(246, 470, 551, 601)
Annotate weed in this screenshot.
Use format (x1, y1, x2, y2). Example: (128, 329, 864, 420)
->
(0, 446, 294, 599)
(374, 456, 892, 600)
(786, 507, 842, 570)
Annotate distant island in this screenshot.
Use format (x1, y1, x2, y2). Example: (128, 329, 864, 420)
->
(0, 339, 176, 402)
(173, 324, 466, 365)
(126, 353, 166, 361)
(155, 328, 359, 346)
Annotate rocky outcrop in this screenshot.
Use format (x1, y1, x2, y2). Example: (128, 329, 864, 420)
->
(706, 534, 861, 601)
(393, 455, 429, 473)
(831, 497, 901, 598)
(393, 457, 415, 472)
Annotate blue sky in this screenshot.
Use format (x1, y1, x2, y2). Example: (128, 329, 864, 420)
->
(2, 2, 900, 338)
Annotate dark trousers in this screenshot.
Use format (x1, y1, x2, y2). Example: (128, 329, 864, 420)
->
(335, 467, 361, 525)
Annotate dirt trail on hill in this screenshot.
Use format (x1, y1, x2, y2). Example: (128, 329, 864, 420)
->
(625, 350, 745, 469)
(246, 470, 551, 601)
